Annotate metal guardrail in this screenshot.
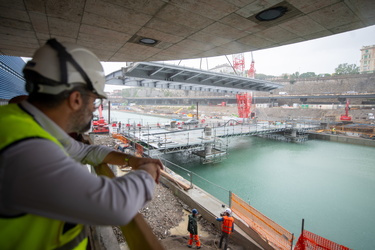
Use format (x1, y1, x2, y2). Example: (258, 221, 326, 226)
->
(160, 157, 231, 205)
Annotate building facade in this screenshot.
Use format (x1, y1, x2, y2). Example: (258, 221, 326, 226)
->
(360, 45, 375, 73)
(0, 55, 27, 104)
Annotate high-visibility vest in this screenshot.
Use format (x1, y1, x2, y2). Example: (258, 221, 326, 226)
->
(221, 216, 234, 234)
(0, 104, 87, 250)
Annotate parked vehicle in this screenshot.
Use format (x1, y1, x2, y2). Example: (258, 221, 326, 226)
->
(183, 119, 199, 125)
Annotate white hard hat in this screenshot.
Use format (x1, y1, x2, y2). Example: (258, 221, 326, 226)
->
(23, 38, 107, 98)
(225, 208, 232, 215)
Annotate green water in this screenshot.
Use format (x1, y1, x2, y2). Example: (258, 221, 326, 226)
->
(164, 137, 375, 250)
(110, 110, 375, 249)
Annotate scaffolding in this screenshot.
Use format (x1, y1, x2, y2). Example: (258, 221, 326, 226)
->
(236, 92, 252, 118)
(118, 120, 321, 162)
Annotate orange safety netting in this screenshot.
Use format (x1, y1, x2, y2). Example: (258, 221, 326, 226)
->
(112, 134, 128, 144)
(231, 193, 293, 250)
(295, 230, 352, 250)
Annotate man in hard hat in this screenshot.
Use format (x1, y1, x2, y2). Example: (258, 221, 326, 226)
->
(187, 208, 201, 249)
(0, 39, 163, 250)
(216, 208, 235, 249)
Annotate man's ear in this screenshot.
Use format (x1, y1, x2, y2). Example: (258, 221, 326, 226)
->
(68, 91, 83, 111)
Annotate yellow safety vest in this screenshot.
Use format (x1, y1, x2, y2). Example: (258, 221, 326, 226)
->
(0, 104, 87, 250)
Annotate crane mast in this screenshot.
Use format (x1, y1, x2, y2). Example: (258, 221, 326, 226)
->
(247, 52, 255, 78)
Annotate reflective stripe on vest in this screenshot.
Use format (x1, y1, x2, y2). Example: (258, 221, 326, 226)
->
(0, 104, 87, 250)
(221, 216, 234, 234)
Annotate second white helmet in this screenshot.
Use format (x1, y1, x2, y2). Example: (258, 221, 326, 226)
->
(225, 208, 232, 215)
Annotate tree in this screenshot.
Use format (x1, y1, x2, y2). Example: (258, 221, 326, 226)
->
(334, 63, 359, 75)
(289, 71, 300, 84)
(299, 72, 316, 78)
(290, 71, 300, 79)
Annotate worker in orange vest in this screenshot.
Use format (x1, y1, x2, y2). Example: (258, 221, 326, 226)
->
(216, 208, 234, 249)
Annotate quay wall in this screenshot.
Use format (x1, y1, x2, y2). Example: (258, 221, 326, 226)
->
(269, 73, 375, 97)
(308, 132, 375, 147)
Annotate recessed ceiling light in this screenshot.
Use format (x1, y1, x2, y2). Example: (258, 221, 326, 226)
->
(256, 6, 287, 21)
(139, 38, 158, 45)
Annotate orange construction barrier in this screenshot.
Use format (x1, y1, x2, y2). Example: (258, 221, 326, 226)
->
(295, 230, 352, 250)
(112, 134, 128, 144)
(231, 193, 293, 250)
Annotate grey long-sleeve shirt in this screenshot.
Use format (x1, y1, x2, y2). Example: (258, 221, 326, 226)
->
(0, 101, 155, 225)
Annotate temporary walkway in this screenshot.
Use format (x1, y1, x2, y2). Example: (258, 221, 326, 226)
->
(119, 120, 321, 159)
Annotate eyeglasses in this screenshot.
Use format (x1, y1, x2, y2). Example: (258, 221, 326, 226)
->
(93, 98, 103, 109)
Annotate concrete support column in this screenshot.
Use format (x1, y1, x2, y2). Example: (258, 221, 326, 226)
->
(291, 129, 297, 137)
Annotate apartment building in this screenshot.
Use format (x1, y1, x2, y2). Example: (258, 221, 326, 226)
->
(360, 45, 375, 73)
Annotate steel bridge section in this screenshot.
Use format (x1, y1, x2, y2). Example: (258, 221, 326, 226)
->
(105, 62, 283, 94)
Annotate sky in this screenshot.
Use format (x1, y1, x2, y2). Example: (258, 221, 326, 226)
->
(101, 24, 375, 77)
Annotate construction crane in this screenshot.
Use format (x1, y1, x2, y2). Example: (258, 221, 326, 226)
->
(340, 99, 352, 121)
(92, 104, 109, 133)
(232, 53, 245, 73)
(247, 52, 255, 79)
(174, 107, 183, 114)
(236, 92, 252, 118)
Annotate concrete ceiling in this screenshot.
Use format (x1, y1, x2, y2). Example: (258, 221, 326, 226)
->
(1, 0, 375, 62)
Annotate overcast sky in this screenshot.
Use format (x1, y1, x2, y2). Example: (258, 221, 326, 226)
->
(102, 24, 375, 77)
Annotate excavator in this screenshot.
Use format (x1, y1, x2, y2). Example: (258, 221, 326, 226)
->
(92, 104, 109, 133)
(340, 99, 352, 121)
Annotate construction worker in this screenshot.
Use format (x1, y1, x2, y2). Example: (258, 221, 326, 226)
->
(0, 39, 163, 250)
(216, 208, 235, 249)
(187, 209, 201, 249)
(332, 126, 336, 134)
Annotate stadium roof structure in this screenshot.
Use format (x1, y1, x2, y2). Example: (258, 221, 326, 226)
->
(1, 1, 374, 62)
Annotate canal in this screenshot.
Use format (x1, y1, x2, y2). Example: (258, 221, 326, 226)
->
(110, 110, 375, 250)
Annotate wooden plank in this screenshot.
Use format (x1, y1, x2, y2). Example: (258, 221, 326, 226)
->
(94, 163, 165, 250)
(161, 170, 191, 190)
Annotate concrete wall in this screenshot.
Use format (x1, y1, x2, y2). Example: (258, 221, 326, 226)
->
(308, 132, 375, 147)
(269, 73, 375, 104)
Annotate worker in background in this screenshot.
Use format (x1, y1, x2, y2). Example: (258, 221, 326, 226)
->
(0, 38, 163, 250)
(216, 208, 235, 249)
(332, 126, 336, 134)
(187, 208, 201, 249)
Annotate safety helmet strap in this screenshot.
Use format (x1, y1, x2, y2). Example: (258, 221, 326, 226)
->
(46, 39, 96, 94)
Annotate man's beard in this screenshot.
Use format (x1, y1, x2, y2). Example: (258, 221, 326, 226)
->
(79, 118, 92, 133)
(70, 107, 93, 133)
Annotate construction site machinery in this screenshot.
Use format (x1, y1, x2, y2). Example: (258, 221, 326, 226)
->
(247, 52, 256, 79)
(340, 99, 352, 121)
(236, 92, 252, 118)
(92, 104, 109, 134)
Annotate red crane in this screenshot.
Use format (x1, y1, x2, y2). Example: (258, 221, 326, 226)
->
(247, 52, 255, 78)
(232, 53, 245, 73)
(236, 92, 252, 118)
(92, 104, 109, 133)
(340, 99, 352, 121)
